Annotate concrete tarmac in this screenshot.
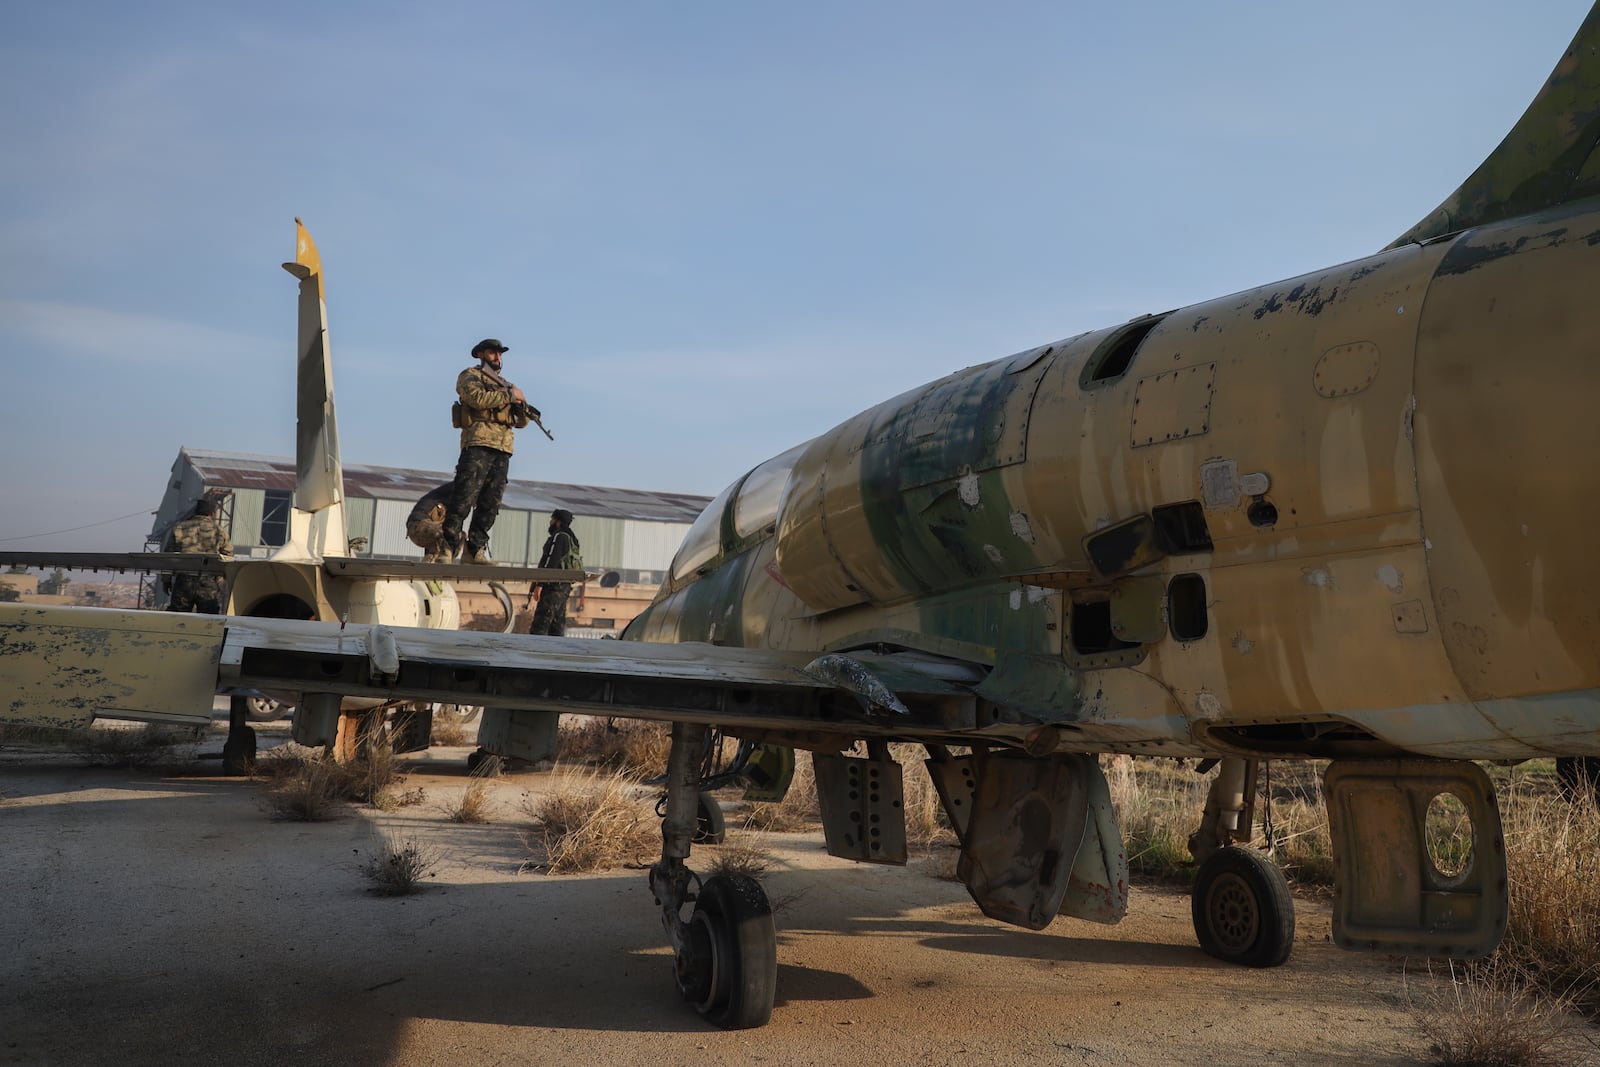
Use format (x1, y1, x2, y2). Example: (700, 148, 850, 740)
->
(0, 735, 1438, 1066)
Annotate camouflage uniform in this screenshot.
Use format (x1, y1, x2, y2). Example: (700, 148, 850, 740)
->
(442, 364, 522, 559)
(529, 524, 577, 636)
(166, 513, 233, 614)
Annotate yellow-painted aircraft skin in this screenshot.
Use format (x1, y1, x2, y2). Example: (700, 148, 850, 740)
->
(4, 5, 1600, 1032)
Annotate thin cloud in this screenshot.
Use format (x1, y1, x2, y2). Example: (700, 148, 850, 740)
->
(0, 299, 278, 368)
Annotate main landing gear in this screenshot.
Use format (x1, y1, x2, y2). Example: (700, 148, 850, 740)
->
(650, 722, 777, 1029)
(1187, 757, 1295, 968)
(1191, 845, 1295, 967)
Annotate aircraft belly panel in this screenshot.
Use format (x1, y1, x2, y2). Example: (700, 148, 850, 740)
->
(1339, 692, 1600, 758)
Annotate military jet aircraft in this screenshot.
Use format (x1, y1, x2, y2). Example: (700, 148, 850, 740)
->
(4, 3, 1600, 1031)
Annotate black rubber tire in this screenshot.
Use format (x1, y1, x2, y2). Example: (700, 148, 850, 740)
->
(677, 874, 777, 1029)
(243, 695, 288, 723)
(1192, 845, 1295, 968)
(693, 791, 727, 845)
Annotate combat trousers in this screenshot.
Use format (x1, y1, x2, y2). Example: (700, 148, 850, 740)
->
(168, 576, 223, 614)
(442, 446, 511, 555)
(528, 582, 571, 636)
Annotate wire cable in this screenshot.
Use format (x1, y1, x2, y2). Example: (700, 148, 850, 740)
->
(0, 509, 154, 543)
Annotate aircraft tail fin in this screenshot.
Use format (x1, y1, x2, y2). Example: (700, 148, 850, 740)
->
(276, 219, 348, 561)
(1387, 4, 1600, 248)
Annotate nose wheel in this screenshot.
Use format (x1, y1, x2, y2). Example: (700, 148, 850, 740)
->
(673, 873, 777, 1029)
(1191, 845, 1294, 967)
(654, 721, 778, 1028)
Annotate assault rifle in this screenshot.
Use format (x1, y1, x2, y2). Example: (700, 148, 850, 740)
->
(512, 400, 554, 441)
(477, 365, 554, 440)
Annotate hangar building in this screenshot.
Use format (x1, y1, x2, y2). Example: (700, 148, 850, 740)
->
(151, 447, 710, 589)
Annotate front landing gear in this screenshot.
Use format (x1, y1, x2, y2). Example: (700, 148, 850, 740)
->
(651, 722, 777, 1029)
(675, 874, 777, 1029)
(1192, 845, 1294, 967)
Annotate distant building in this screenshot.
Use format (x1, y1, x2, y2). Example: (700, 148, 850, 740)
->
(151, 448, 711, 634)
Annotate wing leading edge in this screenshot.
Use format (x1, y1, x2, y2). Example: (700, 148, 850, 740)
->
(0, 603, 980, 739)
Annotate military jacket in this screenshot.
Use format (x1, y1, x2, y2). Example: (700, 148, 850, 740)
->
(170, 516, 234, 558)
(457, 365, 518, 453)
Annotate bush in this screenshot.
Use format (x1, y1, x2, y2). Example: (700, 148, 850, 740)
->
(257, 742, 422, 818)
(261, 757, 347, 821)
(521, 768, 657, 873)
(444, 777, 493, 824)
(361, 830, 440, 896)
(1493, 777, 1600, 1015)
(77, 724, 193, 768)
(1408, 959, 1590, 1067)
(555, 717, 671, 775)
(429, 715, 468, 747)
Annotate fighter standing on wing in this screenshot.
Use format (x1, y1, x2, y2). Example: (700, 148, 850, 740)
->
(439, 338, 551, 564)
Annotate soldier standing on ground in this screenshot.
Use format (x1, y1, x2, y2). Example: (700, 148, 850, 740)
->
(166, 498, 233, 614)
(441, 338, 536, 564)
(528, 509, 579, 636)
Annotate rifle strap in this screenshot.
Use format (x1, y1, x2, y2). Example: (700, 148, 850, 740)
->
(475, 364, 518, 392)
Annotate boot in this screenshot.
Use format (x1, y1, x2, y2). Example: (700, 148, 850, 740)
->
(463, 545, 495, 565)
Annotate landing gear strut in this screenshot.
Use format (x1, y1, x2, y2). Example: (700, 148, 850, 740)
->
(651, 722, 776, 1029)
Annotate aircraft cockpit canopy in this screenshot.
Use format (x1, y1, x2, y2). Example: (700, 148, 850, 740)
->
(670, 441, 810, 584)
(671, 481, 736, 582)
(734, 441, 808, 539)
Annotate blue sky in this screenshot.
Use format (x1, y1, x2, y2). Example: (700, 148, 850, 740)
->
(1, 1, 1590, 551)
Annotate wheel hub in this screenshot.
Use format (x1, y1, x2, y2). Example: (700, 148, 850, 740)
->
(1208, 871, 1260, 951)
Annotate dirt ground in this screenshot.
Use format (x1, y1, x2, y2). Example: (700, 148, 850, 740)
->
(0, 726, 1458, 1067)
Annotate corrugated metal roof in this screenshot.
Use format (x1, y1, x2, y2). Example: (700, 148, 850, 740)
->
(182, 448, 711, 523)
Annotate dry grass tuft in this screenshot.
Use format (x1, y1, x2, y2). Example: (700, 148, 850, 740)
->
(894, 745, 958, 852)
(257, 741, 422, 817)
(706, 840, 772, 880)
(1104, 756, 1208, 881)
(261, 757, 348, 821)
(521, 768, 657, 873)
(467, 755, 505, 780)
(361, 830, 441, 896)
(555, 717, 671, 775)
(370, 784, 427, 811)
(429, 715, 468, 747)
(1493, 778, 1600, 1015)
(1408, 959, 1592, 1067)
(444, 777, 494, 824)
(76, 724, 193, 768)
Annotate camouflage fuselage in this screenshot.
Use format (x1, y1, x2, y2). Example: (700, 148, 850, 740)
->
(629, 198, 1600, 762)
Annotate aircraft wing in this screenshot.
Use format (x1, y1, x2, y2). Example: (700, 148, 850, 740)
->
(0, 551, 226, 575)
(0, 603, 982, 739)
(321, 559, 590, 585)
